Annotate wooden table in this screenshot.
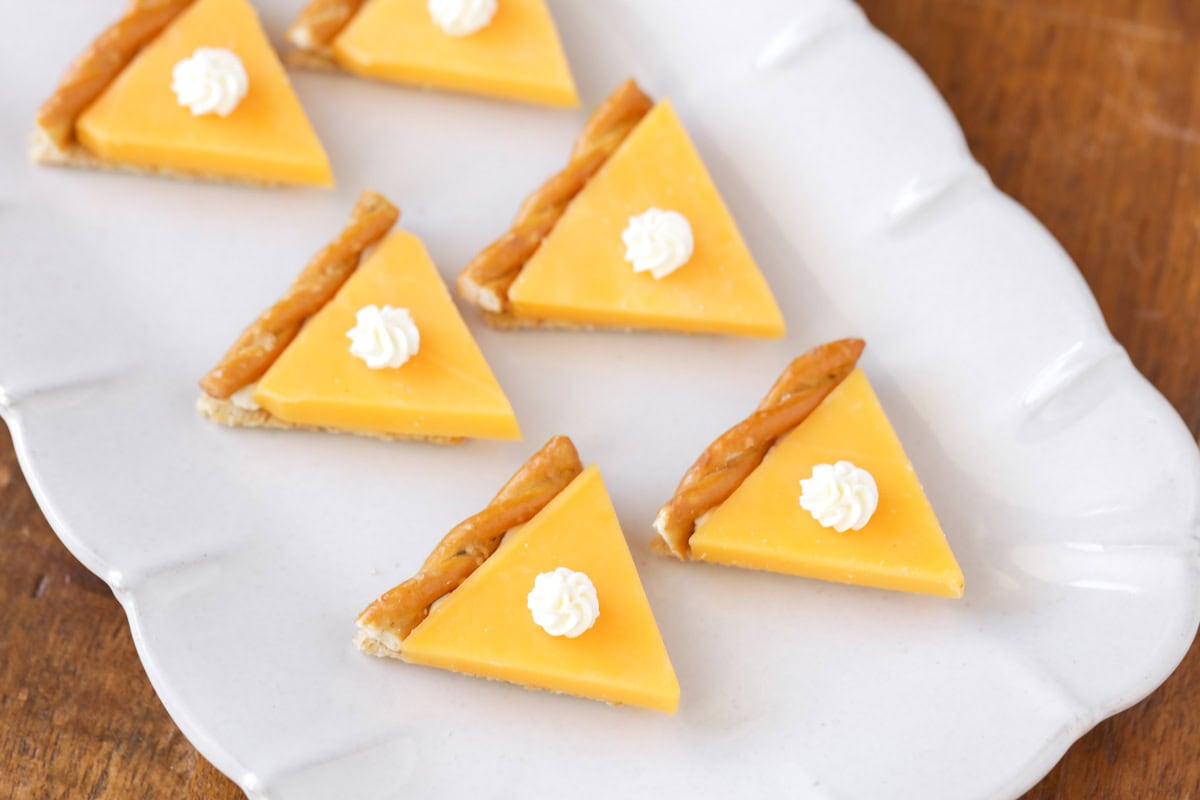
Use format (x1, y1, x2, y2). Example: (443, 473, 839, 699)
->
(3, 0, 1197, 796)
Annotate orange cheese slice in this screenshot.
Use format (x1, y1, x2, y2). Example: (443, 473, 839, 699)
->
(332, 0, 578, 107)
(75, 0, 333, 186)
(689, 369, 964, 597)
(402, 465, 679, 712)
(506, 99, 785, 337)
(254, 229, 520, 441)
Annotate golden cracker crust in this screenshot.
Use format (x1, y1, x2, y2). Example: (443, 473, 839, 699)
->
(196, 394, 462, 445)
(283, 49, 340, 71)
(480, 311, 719, 335)
(480, 310, 611, 332)
(28, 128, 281, 187)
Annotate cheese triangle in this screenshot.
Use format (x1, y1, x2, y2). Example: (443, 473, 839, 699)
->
(75, 0, 332, 186)
(254, 229, 520, 441)
(506, 99, 785, 337)
(332, 0, 578, 107)
(401, 465, 680, 712)
(689, 369, 964, 597)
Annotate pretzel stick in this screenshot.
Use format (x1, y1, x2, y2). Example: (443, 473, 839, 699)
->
(356, 436, 584, 647)
(653, 339, 866, 558)
(456, 79, 654, 313)
(35, 0, 196, 149)
(198, 191, 399, 399)
(285, 0, 365, 55)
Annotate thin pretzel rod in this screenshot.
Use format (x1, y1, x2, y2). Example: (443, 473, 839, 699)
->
(285, 0, 365, 54)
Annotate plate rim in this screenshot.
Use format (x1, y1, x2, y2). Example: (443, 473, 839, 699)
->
(3, 0, 1200, 796)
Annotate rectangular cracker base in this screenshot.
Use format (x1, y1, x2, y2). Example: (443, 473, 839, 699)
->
(29, 128, 286, 188)
(481, 310, 620, 333)
(196, 394, 462, 445)
(284, 49, 340, 70)
(283, 49, 446, 95)
(353, 629, 403, 659)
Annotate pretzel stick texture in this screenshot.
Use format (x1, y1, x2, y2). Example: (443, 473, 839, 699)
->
(198, 190, 399, 399)
(653, 338, 867, 558)
(286, 0, 365, 54)
(456, 79, 654, 313)
(36, 0, 196, 149)
(356, 436, 584, 655)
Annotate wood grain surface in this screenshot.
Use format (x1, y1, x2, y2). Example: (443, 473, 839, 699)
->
(2, 0, 1198, 797)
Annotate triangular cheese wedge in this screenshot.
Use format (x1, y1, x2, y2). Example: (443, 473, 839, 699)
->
(688, 369, 964, 597)
(253, 229, 520, 441)
(74, 0, 332, 186)
(401, 465, 680, 712)
(326, 0, 578, 107)
(505, 99, 785, 337)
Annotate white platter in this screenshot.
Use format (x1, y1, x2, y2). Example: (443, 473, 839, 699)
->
(2, 1, 1198, 798)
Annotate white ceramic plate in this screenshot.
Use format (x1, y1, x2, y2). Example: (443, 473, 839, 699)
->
(3, 1, 1198, 798)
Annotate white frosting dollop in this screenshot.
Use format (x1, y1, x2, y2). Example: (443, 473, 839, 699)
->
(621, 208, 694, 279)
(346, 305, 420, 370)
(428, 0, 498, 36)
(171, 47, 249, 117)
(527, 567, 599, 638)
(799, 461, 879, 533)
(229, 384, 260, 411)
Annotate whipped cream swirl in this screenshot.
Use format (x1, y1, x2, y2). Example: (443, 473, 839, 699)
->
(622, 208, 694, 279)
(527, 567, 599, 638)
(171, 47, 249, 117)
(799, 461, 879, 533)
(428, 0, 498, 36)
(346, 305, 421, 370)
